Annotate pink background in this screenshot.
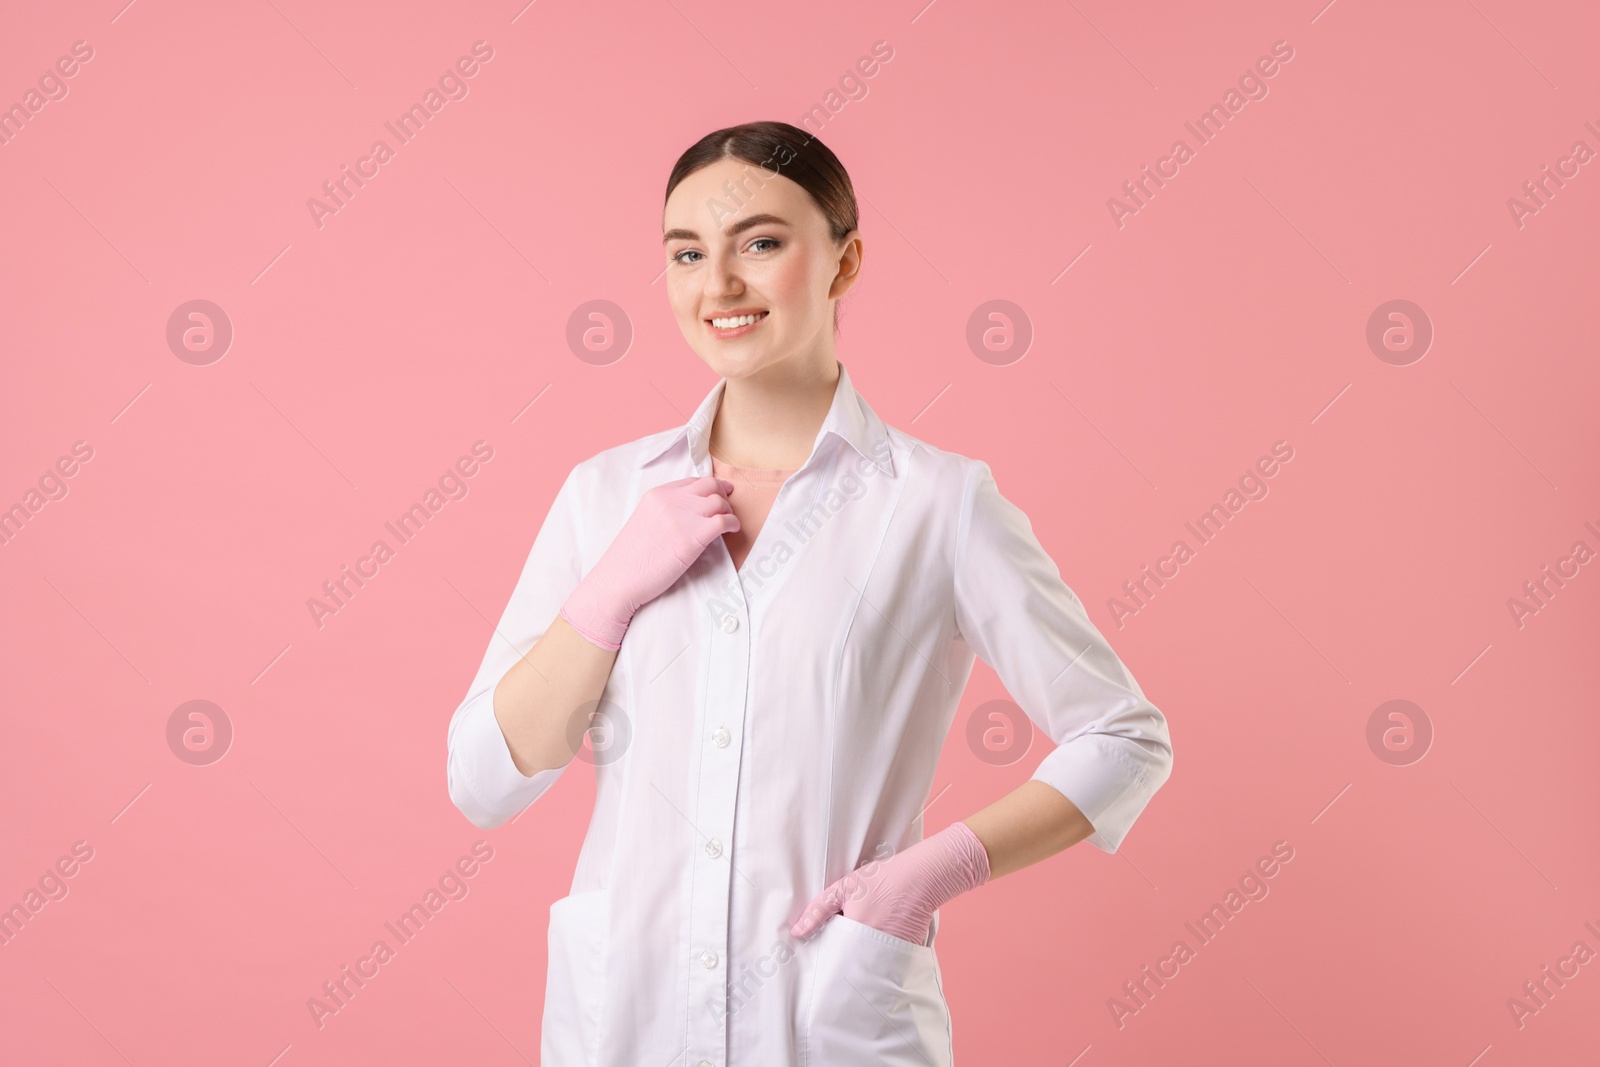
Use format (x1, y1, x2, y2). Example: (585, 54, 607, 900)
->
(3, 0, 1597, 1063)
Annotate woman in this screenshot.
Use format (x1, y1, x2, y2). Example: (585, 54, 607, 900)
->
(446, 121, 1173, 1067)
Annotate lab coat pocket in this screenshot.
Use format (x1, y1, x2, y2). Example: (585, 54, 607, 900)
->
(541, 888, 608, 1067)
(804, 914, 953, 1067)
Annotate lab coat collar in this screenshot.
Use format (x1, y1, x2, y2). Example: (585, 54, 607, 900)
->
(636, 359, 895, 476)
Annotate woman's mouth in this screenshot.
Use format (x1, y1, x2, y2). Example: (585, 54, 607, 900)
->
(705, 310, 769, 339)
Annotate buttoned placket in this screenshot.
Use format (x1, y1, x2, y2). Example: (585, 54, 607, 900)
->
(682, 434, 837, 1066)
(684, 448, 751, 1067)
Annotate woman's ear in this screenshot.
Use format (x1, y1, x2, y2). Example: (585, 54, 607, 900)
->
(829, 231, 863, 301)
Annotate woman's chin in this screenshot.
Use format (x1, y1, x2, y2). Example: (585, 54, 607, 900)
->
(691, 345, 778, 379)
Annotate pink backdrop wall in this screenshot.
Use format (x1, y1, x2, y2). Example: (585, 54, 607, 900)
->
(3, 0, 1597, 1063)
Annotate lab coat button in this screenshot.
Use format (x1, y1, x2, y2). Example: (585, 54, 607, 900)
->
(720, 614, 739, 633)
(696, 1062, 713, 1067)
(711, 728, 730, 748)
(700, 949, 719, 968)
(705, 838, 722, 858)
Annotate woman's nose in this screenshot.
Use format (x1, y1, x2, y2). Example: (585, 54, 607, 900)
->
(707, 255, 744, 294)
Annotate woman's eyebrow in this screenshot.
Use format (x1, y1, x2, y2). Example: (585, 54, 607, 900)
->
(662, 213, 790, 244)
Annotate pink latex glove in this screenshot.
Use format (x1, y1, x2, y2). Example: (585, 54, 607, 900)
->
(790, 821, 992, 945)
(559, 475, 738, 650)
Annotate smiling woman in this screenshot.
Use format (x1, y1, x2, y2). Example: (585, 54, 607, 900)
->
(446, 120, 1173, 1067)
(663, 123, 861, 348)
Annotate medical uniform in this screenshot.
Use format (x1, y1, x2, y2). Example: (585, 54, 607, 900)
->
(446, 359, 1174, 1066)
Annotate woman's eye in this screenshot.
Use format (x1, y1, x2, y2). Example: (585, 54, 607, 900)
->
(670, 240, 777, 264)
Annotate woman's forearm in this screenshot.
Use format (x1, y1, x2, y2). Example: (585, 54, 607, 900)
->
(492, 615, 618, 777)
(962, 779, 1096, 880)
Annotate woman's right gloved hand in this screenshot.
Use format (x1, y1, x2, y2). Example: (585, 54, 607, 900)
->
(559, 475, 739, 651)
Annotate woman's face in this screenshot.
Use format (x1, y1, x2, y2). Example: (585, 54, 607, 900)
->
(663, 156, 861, 379)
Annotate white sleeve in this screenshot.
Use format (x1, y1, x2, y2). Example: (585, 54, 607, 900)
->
(446, 464, 587, 829)
(952, 460, 1173, 853)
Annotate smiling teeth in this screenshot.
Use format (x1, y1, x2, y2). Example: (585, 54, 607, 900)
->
(711, 313, 764, 329)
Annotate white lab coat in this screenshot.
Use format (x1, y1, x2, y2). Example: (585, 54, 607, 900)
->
(446, 359, 1174, 1066)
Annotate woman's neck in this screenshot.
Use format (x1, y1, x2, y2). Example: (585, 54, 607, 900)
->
(708, 357, 840, 470)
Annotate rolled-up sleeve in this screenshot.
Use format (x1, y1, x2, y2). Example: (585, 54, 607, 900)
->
(952, 460, 1173, 853)
(447, 463, 588, 829)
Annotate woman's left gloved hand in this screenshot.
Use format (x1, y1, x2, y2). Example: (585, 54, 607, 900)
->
(789, 821, 992, 945)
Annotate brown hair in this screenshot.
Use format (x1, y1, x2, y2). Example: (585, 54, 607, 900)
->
(665, 121, 859, 330)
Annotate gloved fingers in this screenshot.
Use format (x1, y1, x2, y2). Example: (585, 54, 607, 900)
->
(569, 473, 742, 641)
(674, 502, 739, 545)
(789, 879, 847, 939)
(643, 476, 728, 514)
(680, 474, 733, 499)
(672, 514, 739, 563)
(684, 490, 736, 518)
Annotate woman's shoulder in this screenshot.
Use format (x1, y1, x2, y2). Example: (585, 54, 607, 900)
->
(558, 426, 684, 487)
(876, 422, 988, 490)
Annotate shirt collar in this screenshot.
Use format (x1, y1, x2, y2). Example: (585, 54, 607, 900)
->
(636, 359, 895, 476)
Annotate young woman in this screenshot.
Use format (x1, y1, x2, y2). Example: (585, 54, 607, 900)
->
(446, 121, 1174, 1067)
